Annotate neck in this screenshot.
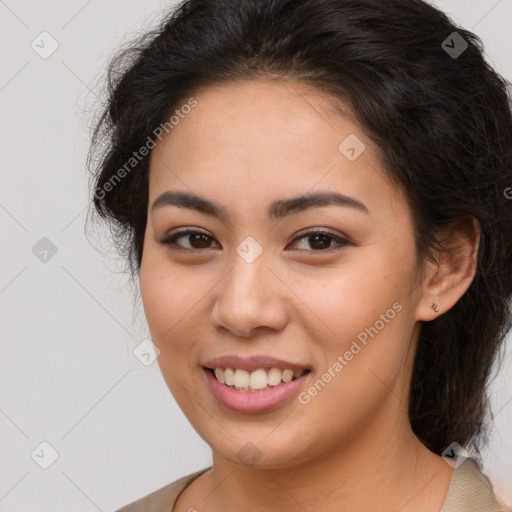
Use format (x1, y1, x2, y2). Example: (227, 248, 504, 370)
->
(204, 407, 453, 512)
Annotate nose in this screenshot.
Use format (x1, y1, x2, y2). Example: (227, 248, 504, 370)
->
(210, 251, 289, 338)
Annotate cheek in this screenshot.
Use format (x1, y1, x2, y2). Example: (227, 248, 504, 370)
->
(139, 257, 169, 336)
(140, 247, 189, 324)
(139, 251, 189, 347)
(139, 248, 216, 366)
(291, 248, 414, 388)
(294, 259, 404, 341)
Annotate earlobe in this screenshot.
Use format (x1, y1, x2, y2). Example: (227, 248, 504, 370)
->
(416, 216, 480, 322)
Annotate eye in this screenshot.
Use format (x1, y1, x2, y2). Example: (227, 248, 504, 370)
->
(157, 229, 219, 251)
(287, 229, 350, 253)
(157, 227, 350, 253)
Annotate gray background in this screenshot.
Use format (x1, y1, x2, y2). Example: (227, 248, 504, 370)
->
(0, 0, 511, 510)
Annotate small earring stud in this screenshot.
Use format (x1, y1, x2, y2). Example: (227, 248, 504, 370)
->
(431, 303, 440, 313)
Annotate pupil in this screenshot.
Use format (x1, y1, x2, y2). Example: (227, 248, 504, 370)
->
(192, 234, 210, 248)
(310, 234, 330, 250)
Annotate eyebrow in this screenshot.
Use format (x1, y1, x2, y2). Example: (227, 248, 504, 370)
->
(151, 190, 369, 220)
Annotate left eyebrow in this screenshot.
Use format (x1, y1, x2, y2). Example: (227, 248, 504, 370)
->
(151, 190, 369, 220)
(268, 191, 369, 219)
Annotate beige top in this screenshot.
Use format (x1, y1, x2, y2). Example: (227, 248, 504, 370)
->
(116, 458, 510, 512)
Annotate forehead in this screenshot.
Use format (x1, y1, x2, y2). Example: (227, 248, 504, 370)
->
(148, 79, 406, 221)
(151, 79, 358, 171)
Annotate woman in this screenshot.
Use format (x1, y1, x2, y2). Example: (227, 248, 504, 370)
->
(87, 0, 512, 510)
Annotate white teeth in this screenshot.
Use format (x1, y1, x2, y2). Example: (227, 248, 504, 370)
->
(224, 368, 235, 386)
(267, 367, 282, 386)
(212, 367, 306, 391)
(249, 369, 268, 389)
(214, 368, 225, 384)
(282, 369, 294, 383)
(233, 369, 250, 390)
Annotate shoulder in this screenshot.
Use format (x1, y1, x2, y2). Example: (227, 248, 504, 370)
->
(441, 458, 510, 512)
(115, 467, 212, 512)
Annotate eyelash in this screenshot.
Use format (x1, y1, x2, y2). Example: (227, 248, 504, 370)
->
(157, 228, 350, 254)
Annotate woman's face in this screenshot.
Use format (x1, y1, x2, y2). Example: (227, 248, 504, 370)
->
(140, 79, 430, 468)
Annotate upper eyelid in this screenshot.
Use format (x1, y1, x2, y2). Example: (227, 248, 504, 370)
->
(160, 227, 349, 249)
(163, 226, 346, 240)
(164, 225, 346, 236)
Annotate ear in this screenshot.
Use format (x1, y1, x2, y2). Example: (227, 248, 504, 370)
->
(416, 216, 480, 321)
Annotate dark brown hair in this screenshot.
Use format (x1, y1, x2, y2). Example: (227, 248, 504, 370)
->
(87, 0, 512, 459)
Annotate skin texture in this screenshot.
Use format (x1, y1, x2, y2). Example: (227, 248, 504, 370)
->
(139, 79, 480, 512)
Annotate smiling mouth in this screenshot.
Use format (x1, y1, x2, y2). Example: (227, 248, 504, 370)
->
(205, 367, 312, 392)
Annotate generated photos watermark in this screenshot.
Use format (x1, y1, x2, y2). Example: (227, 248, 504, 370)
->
(298, 301, 403, 404)
(94, 97, 198, 200)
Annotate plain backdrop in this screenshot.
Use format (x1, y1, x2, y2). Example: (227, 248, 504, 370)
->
(0, 1, 511, 510)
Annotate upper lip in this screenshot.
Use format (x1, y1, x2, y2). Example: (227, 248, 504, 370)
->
(202, 355, 311, 372)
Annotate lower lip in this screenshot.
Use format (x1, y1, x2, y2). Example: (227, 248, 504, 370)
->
(203, 368, 311, 414)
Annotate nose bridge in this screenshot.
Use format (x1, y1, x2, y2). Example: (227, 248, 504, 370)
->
(223, 244, 270, 311)
(211, 242, 287, 336)
(226, 233, 269, 295)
